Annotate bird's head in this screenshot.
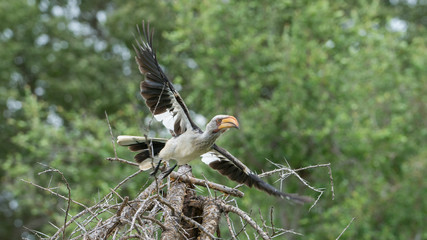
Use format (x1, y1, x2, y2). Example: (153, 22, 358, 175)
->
(206, 115, 239, 134)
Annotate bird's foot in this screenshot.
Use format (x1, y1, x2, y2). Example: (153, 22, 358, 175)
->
(161, 164, 177, 179)
(150, 159, 163, 176)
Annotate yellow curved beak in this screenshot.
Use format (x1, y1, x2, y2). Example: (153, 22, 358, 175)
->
(218, 116, 239, 130)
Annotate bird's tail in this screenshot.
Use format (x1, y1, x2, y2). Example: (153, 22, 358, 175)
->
(117, 135, 167, 170)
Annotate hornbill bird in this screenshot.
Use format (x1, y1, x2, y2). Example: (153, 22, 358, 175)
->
(117, 22, 312, 204)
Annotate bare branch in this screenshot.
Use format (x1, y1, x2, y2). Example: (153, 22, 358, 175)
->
(31, 140, 332, 240)
(107, 157, 244, 197)
(20, 179, 88, 210)
(262, 161, 335, 201)
(219, 202, 270, 240)
(336, 217, 355, 240)
(225, 213, 237, 240)
(105, 111, 118, 160)
(48, 169, 143, 240)
(181, 213, 217, 240)
(107, 157, 139, 166)
(170, 171, 244, 198)
(139, 215, 169, 231)
(34, 165, 72, 240)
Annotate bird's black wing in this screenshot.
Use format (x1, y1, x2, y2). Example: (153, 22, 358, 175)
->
(200, 145, 313, 204)
(134, 21, 201, 136)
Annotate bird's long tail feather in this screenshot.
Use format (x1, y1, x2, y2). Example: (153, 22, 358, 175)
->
(117, 135, 167, 170)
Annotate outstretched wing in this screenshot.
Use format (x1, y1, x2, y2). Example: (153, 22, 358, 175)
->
(201, 144, 313, 204)
(134, 22, 200, 136)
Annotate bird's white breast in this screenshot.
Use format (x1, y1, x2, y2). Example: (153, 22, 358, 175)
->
(158, 130, 210, 165)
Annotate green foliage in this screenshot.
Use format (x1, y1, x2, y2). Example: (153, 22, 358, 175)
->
(1, 0, 425, 239)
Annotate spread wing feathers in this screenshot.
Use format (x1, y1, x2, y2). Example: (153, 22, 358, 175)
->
(200, 145, 313, 204)
(133, 22, 200, 136)
(117, 135, 166, 164)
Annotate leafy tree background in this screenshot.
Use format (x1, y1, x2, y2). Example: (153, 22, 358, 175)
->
(1, 0, 426, 239)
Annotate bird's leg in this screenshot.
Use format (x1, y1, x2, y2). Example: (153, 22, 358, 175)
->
(161, 164, 177, 179)
(150, 159, 163, 176)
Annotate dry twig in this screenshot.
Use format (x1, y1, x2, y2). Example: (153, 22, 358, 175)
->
(336, 217, 355, 240)
(37, 165, 72, 240)
(219, 202, 270, 240)
(24, 136, 332, 240)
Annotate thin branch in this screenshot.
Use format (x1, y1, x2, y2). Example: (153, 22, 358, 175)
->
(49, 170, 143, 240)
(61, 209, 87, 236)
(116, 196, 129, 216)
(225, 213, 237, 240)
(154, 195, 176, 216)
(20, 179, 87, 210)
(36, 165, 71, 240)
(105, 111, 118, 160)
(219, 202, 270, 240)
(309, 191, 324, 212)
(50, 202, 106, 239)
(336, 217, 355, 240)
(169, 171, 244, 198)
(266, 159, 330, 210)
(236, 214, 251, 239)
(327, 163, 335, 200)
(139, 215, 169, 231)
(269, 207, 275, 236)
(107, 157, 139, 166)
(181, 214, 217, 240)
(108, 156, 244, 197)
(258, 209, 268, 234)
(129, 201, 148, 234)
(261, 161, 335, 201)
(23, 226, 51, 239)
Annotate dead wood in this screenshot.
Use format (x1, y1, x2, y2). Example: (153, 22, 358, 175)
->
(160, 165, 191, 240)
(25, 156, 334, 239)
(200, 199, 221, 240)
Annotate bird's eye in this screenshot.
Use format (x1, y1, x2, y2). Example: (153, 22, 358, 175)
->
(216, 119, 221, 125)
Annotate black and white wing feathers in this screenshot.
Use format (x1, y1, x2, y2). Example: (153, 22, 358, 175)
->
(201, 145, 313, 204)
(134, 22, 200, 136)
